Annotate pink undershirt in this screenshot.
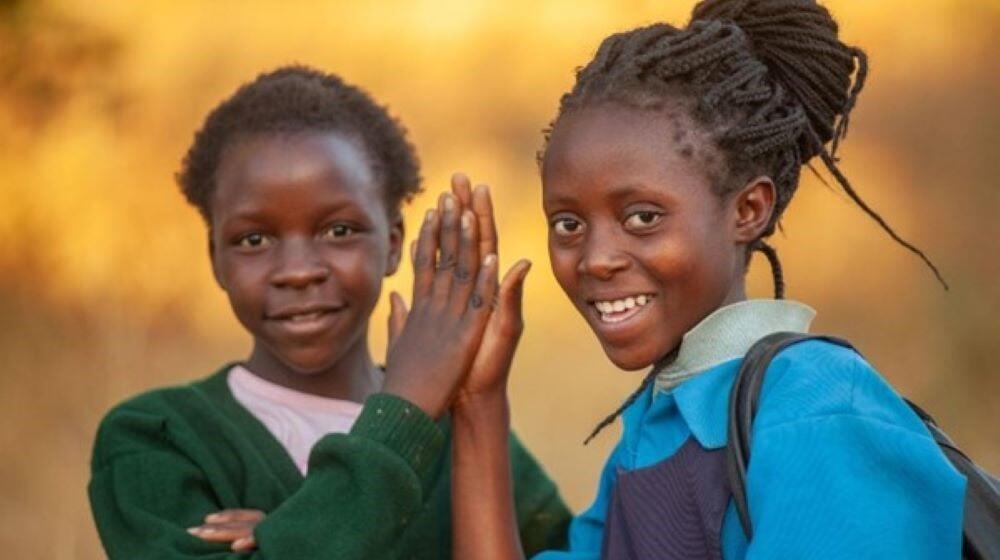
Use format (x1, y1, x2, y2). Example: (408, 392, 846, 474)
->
(227, 365, 363, 474)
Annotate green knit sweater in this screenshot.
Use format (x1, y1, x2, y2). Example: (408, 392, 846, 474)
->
(89, 365, 570, 559)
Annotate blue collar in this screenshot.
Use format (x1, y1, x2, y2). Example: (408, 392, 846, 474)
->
(644, 299, 816, 449)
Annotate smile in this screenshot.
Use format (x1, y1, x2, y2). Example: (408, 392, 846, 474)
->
(266, 304, 345, 337)
(591, 293, 655, 324)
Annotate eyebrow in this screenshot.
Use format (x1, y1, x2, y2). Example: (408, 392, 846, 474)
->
(221, 198, 362, 225)
(544, 183, 653, 212)
(605, 183, 649, 201)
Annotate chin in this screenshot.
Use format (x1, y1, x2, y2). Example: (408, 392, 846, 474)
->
(599, 331, 681, 372)
(277, 347, 343, 375)
(600, 341, 660, 371)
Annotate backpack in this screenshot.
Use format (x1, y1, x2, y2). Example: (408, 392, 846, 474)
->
(724, 332, 1000, 560)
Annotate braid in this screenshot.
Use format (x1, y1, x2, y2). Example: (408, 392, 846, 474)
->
(543, 0, 947, 289)
(752, 240, 785, 299)
(584, 347, 680, 445)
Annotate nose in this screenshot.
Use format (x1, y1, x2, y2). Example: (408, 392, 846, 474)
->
(578, 229, 630, 280)
(270, 238, 330, 289)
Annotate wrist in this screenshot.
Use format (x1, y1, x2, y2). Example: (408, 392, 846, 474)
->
(452, 389, 509, 424)
(382, 376, 448, 419)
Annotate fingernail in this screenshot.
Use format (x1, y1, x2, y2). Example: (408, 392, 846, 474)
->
(205, 513, 222, 522)
(484, 254, 497, 266)
(443, 194, 455, 211)
(425, 209, 435, 222)
(461, 212, 471, 229)
(187, 527, 202, 535)
(475, 184, 489, 195)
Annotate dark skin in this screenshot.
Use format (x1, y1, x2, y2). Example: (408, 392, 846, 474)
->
(451, 103, 777, 559)
(209, 131, 400, 400)
(191, 130, 527, 551)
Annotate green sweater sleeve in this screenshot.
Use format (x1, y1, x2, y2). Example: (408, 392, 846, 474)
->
(509, 433, 572, 555)
(89, 392, 444, 559)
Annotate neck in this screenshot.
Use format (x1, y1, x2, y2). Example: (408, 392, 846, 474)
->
(244, 331, 382, 403)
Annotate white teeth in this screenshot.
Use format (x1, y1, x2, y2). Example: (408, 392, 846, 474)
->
(289, 311, 324, 322)
(593, 294, 654, 319)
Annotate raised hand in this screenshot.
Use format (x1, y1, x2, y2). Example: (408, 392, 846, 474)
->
(187, 509, 264, 552)
(449, 174, 531, 403)
(381, 182, 500, 419)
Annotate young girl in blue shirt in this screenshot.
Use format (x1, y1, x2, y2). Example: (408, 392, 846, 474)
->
(448, 0, 966, 558)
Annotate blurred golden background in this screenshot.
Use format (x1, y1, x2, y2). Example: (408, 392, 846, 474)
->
(1, 0, 997, 556)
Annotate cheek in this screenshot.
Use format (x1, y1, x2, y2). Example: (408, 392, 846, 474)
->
(220, 263, 269, 323)
(547, 242, 579, 295)
(643, 226, 734, 307)
(332, 244, 387, 302)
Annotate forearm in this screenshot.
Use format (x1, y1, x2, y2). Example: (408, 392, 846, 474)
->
(92, 394, 443, 559)
(451, 391, 524, 560)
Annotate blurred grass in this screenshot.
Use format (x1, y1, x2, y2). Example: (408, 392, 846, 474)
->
(1, 0, 998, 557)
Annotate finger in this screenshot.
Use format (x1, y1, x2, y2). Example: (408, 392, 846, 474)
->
(204, 509, 265, 523)
(471, 184, 498, 258)
(451, 172, 473, 209)
(232, 536, 258, 552)
(411, 208, 439, 304)
(449, 210, 480, 313)
(431, 193, 459, 304)
(388, 291, 409, 348)
(187, 523, 255, 542)
(496, 259, 532, 336)
(464, 253, 499, 324)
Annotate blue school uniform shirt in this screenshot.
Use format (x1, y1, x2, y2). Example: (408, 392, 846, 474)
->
(536, 299, 966, 560)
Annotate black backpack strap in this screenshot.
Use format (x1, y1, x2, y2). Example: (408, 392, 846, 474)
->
(906, 401, 1000, 560)
(725, 332, 855, 539)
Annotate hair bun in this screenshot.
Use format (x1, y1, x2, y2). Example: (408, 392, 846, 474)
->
(691, 0, 865, 153)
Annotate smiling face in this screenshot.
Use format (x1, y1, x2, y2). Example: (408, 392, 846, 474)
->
(210, 131, 402, 386)
(542, 104, 769, 370)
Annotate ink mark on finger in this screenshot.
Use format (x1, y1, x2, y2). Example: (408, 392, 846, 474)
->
(470, 294, 484, 309)
(437, 254, 456, 270)
(455, 267, 471, 282)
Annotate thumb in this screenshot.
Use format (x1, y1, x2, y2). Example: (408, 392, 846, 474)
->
(387, 291, 409, 349)
(495, 259, 531, 335)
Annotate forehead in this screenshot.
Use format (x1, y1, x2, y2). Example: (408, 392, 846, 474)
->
(541, 105, 716, 210)
(211, 131, 385, 222)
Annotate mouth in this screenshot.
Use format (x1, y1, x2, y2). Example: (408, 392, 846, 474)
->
(589, 293, 656, 325)
(266, 304, 345, 336)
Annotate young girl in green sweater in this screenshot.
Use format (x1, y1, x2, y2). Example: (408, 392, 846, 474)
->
(88, 65, 570, 559)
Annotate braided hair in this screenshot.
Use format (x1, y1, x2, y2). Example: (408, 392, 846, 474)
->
(545, 0, 947, 443)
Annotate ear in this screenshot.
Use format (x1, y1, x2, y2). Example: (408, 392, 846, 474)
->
(385, 213, 404, 276)
(208, 232, 226, 290)
(731, 176, 776, 244)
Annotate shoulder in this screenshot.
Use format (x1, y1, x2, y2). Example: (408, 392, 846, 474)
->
(92, 368, 229, 469)
(754, 339, 927, 436)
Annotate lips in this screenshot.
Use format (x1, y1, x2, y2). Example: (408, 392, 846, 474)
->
(265, 303, 345, 337)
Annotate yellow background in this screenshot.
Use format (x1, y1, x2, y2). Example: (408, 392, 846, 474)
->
(1, 0, 997, 557)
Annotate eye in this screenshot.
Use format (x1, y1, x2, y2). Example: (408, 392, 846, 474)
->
(551, 217, 584, 237)
(624, 210, 663, 231)
(237, 232, 271, 249)
(322, 223, 356, 240)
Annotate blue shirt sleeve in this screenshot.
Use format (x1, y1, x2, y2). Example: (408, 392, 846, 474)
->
(532, 441, 625, 559)
(739, 343, 967, 559)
